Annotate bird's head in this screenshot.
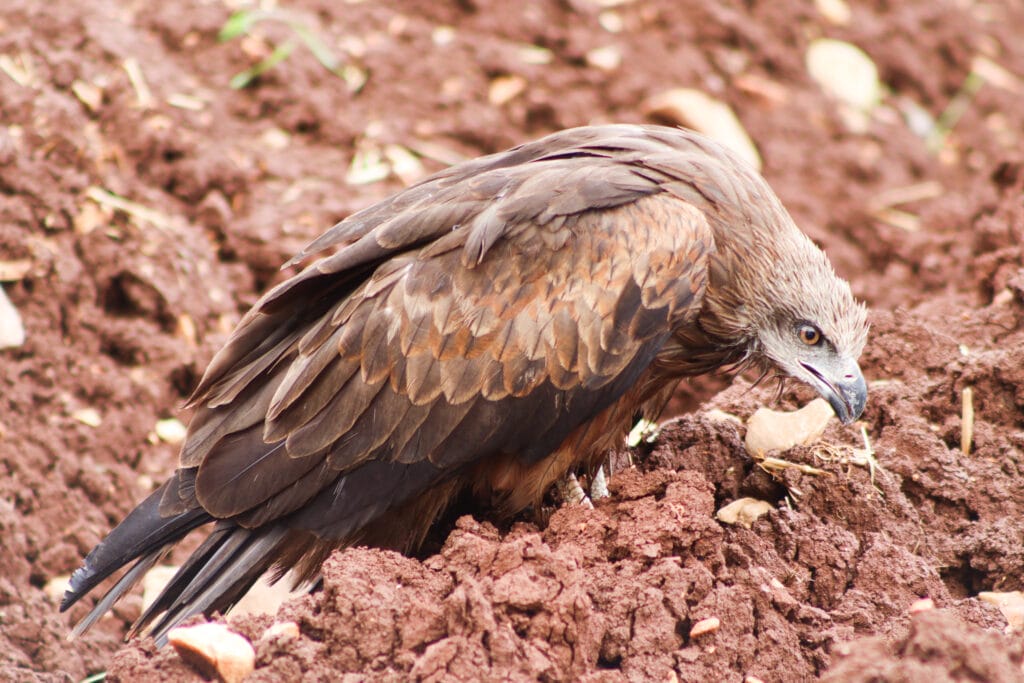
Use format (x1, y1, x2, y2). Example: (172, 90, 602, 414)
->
(698, 211, 869, 424)
(638, 126, 870, 423)
(753, 308, 868, 424)
(742, 231, 869, 425)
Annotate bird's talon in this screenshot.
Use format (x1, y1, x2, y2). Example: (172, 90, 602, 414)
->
(590, 466, 610, 501)
(559, 473, 594, 509)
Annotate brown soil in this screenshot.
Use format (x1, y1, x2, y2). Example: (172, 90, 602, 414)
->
(2, 0, 1023, 681)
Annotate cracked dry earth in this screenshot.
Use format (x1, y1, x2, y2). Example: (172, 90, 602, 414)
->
(1, 0, 1023, 681)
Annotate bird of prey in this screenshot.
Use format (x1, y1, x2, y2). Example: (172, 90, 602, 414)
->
(61, 124, 868, 643)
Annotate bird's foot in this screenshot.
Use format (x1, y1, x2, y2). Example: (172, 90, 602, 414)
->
(558, 467, 611, 509)
(590, 465, 609, 500)
(559, 472, 594, 509)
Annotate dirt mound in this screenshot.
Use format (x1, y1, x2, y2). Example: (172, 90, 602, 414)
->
(102, 308, 1024, 682)
(824, 610, 1024, 683)
(2, 0, 1023, 680)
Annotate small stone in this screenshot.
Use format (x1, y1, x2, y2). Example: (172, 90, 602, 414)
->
(155, 418, 188, 445)
(176, 313, 198, 348)
(716, 498, 774, 528)
(166, 93, 207, 111)
(260, 127, 291, 151)
(979, 591, 1024, 631)
(168, 622, 255, 683)
(0, 259, 31, 281)
(71, 79, 103, 112)
(689, 616, 721, 638)
(0, 284, 25, 348)
(814, 0, 851, 25)
(431, 26, 456, 47)
(515, 44, 553, 66)
(260, 620, 300, 642)
(488, 75, 527, 106)
(733, 73, 790, 105)
(598, 11, 624, 33)
(345, 143, 390, 186)
(993, 289, 1014, 307)
(0, 53, 36, 87)
(44, 574, 71, 602)
(806, 39, 881, 123)
(73, 200, 111, 235)
(586, 45, 622, 72)
(908, 597, 935, 614)
(341, 64, 368, 94)
(71, 408, 102, 428)
(383, 144, 425, 186)
(744, 398, 835, 456)
(972, 55, 1022, 93)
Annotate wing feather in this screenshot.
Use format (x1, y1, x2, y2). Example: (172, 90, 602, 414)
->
(182, 125, 715, 534)
(283, 377, 383, 457)
(263, 356, 360, 442)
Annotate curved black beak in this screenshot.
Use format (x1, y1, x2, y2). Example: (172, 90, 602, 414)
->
(801, 358, 867, 425)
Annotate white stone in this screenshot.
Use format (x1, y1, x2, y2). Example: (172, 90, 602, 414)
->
(814, 0, 851, 25)
(716, 497, 774, 528)
(0, 284, 25, 348)
(979, 591, 1024, 631)
(806, 39, 881, 114)
(154, 418, 187, 445)
(744, 398, 835, 456)
(586, 45, 622, 72)
(168, 622, 255, 683)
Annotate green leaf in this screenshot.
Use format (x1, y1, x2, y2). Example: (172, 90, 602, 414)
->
(80, 673, 107, 683)
(927, 71, 984, 153)
(219, 10, 260, 42)
(291, 23, 340, 72)
(229, 40, 297, 89)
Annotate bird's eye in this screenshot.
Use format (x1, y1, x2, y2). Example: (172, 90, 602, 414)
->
(798, 324, 822, 346)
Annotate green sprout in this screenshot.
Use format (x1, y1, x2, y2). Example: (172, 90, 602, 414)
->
(926, 70, 985, 154)
(218, 9, 345, 89)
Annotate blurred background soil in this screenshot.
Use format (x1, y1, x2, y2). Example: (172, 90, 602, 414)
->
(0, 0, 1022, 680)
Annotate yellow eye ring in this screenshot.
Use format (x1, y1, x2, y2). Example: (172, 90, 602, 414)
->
(799, 324, 822, 346)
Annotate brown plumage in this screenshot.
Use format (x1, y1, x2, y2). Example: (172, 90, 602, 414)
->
(61, 124, 868, 642)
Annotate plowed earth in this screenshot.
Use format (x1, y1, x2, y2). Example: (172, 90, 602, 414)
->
(1, 0, 1022, 680)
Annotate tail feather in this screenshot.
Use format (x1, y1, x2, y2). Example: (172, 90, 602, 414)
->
(68, 546, 169, 639)
(135, 524, 290, 644)
(61, 473, 210, 616)
(61, 465, 323, 644)
(175, 526, 251, 606)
